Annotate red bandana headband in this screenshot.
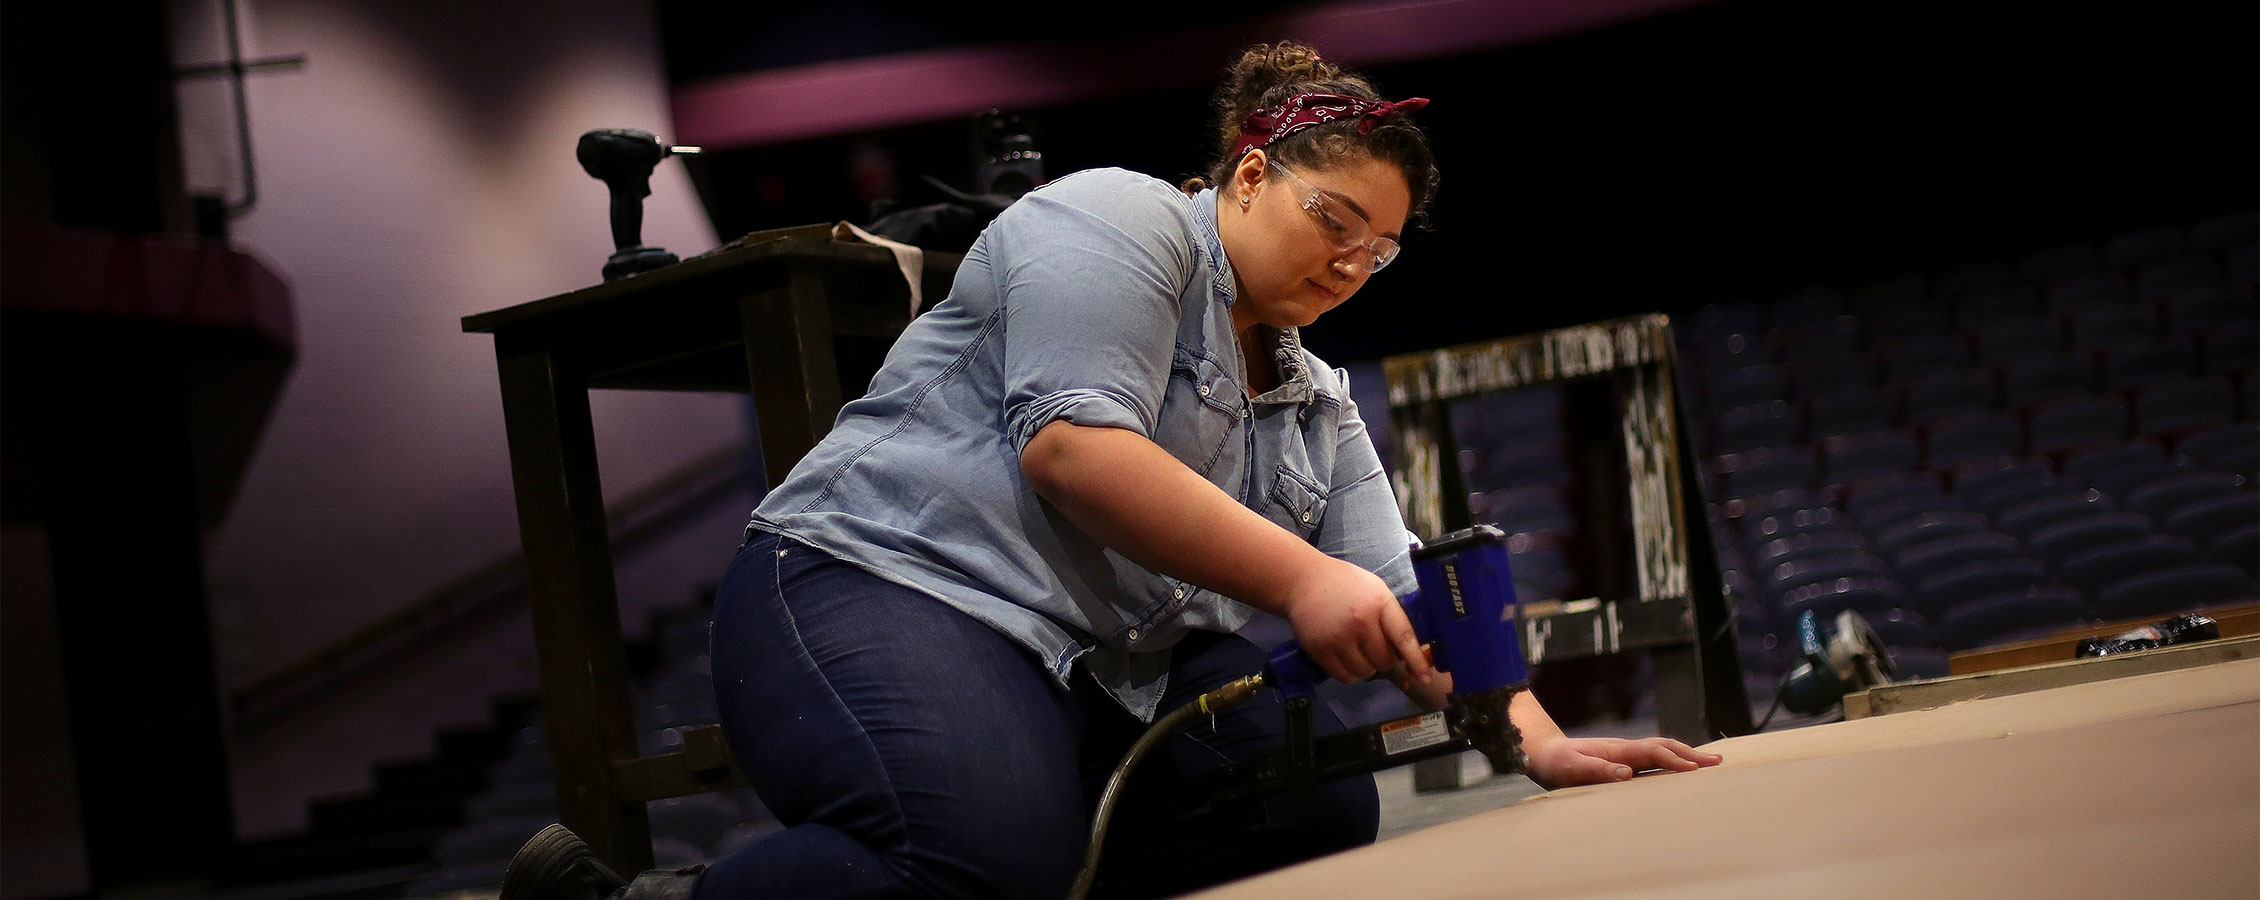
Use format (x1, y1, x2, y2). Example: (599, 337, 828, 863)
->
(1230, 93, 1430, 163)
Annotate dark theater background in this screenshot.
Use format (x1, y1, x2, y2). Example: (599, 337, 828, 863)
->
(2, 0, 2253, 898)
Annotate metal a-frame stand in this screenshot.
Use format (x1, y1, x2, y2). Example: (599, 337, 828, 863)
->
(1382, 314, 1751, 788)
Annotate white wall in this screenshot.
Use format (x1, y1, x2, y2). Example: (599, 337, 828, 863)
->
(169, 0, 748, 836)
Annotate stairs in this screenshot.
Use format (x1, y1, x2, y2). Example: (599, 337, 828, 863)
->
(217, 587, 724, 900)
(219, 698, 540, 899)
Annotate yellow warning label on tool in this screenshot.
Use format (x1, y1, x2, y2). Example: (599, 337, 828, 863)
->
(1379, 711, 1451, 755)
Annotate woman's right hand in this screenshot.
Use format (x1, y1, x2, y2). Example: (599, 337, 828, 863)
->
(1281, 557, 1435, 685)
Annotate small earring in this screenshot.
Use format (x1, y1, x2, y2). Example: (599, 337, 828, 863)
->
(1240, 195, 1251, 207)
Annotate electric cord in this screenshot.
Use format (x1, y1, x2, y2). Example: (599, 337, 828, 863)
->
(1756, 676, 1786, 731)
(1757, 668, 1848, 731)
(1065, 674, 1267, 900)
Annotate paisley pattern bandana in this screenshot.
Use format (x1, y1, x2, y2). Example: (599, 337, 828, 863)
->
(1230, 93, 1430, 163)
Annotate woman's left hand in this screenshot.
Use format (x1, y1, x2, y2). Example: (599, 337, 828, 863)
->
(1522, 734, 1722, 788)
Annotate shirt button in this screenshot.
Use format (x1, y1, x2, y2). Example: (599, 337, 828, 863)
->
(1198, 384, 1211, 397)
(1173, 588, 1185, 599)
(1302, 511, 1313, 523)
(1126, 628, 1142, 642)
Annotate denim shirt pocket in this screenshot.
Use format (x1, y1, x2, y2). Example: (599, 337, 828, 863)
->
(1268, 465, 1329, 538)
(1116, 575, 1201, 646)
(1157, 347, 1239, 476)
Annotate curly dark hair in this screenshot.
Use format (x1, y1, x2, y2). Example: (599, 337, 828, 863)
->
(1181, 41, 1437, 229)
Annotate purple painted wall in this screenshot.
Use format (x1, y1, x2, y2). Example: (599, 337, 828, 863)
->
(166, 0, 745, 838)
(671, 0, 1714, 150)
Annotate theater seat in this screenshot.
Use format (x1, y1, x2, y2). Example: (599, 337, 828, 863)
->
(1914, 557, 2048, 620)
(2026, 512, 2160, 567)
(1863, 611, 1937, 650)
(1893, 531, 2023, 581)
(1767, 551, 1893, 602)
(1878, 334, 1972, 381)
(2028, 395, 2129, 455)
(2162, 493, 2260, 545)
(2175, 425, 2259, 479)
(2061, 535, 2204, 602)
(1755, 530, 1873, 570)
(1999, 354, 2095, 407)
(2045, 272, 2133, 313)
(2132, 378, 2235, 435)
(1787, 349, 1882, 390)
(1953, 459, 2057, 514)
(2208, 523, 2260, 575)
(1808, 385, 1896, 438)
(1714, 400, 1802, 454)
(1973, 316, 2063, 364)
(1888, 646, 1952, 680)
(1937, 586, 2084, 651)
(2061, 442, 2182, 495)
(1778, 576, 1911, 624)
(2096, 337, 2198, 389)
(2159, 284, 2254, 333)
(1705, 363, 1791, 409)
(2091, 563, 2258, 620)
(1823, 429, 1921, 484)
(1741, 505, 1850, 550)
(1924, 412, 2023, 468)
(1841, 472, 1947, 526)
(1715, 446, 1820, 500)
(2123, 470, 2247, 520)
(1903, 368, 1998, 425)
(1871, 509, 1993, 559)
(2068, 305, 2160, 351)
(1994, 489, 2114, 539)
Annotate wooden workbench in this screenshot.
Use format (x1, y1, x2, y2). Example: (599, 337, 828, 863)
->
(462, 233, 959, 874)
(1188, 656, 2260, 899)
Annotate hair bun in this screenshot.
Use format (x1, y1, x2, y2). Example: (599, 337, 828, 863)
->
(1224, 41, 1342, 115)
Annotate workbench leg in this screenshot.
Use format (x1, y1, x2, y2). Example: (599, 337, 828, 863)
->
(1649, 644, 1708, 744)
(1667, 361, 1755, 739)
(494, 340, 653, 875)
(740, 269, 843, 492)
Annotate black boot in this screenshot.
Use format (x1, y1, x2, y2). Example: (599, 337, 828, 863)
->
(500, 824, 627, 900)
(501, 824, 706, 900)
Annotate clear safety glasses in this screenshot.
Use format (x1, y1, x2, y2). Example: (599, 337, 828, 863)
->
(1267, 161, 1402, 274)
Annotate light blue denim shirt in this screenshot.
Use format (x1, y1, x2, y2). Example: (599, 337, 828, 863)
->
(748, 167, 1417, 721)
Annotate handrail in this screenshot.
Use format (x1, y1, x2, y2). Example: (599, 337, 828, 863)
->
(228, 440, 753, 735)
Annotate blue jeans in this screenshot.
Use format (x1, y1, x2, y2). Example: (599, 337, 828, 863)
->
(695, 532, 1378, 900)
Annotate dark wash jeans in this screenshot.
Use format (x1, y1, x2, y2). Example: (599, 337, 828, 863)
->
(694, 531, 1378, 900)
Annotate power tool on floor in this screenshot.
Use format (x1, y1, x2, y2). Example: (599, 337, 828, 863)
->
(1774, 608, 1895, 720)
(1068, 525, 1530, 900)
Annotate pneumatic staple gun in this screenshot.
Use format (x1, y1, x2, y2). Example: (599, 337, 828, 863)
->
(1199, 523, 1532, 802)
(1066, 525, 1531, 900)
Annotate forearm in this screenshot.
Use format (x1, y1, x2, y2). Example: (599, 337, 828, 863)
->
(1510, 687, 1567, 747)
(1020, 421, 1327, 617)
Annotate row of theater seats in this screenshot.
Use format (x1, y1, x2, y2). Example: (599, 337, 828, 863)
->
(1678, 211, 2259, 680)
(1449, 385, 1581, 605)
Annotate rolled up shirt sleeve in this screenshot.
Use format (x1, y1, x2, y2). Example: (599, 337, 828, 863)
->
(1313, 367, 1421, 596)
(994, 176, 1193, 455)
